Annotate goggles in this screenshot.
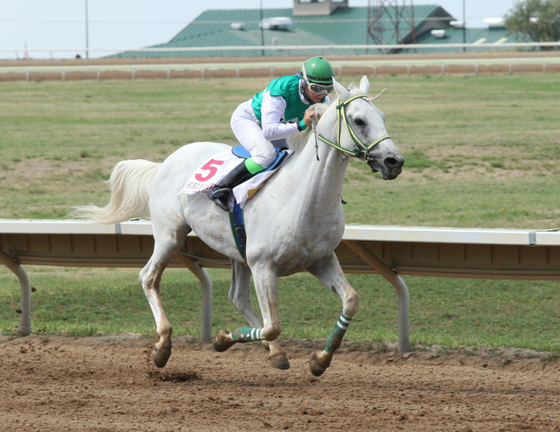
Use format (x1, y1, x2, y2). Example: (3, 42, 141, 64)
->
(302, 67, 333, 95)
(307, 82, 334, 95)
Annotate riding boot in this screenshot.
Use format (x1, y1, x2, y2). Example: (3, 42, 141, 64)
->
(207, 161, 255, 212)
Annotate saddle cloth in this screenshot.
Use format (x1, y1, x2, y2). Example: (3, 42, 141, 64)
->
(179, 146, 293, 209)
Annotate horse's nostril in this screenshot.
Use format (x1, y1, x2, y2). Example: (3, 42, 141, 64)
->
(385, 157, 402, 168)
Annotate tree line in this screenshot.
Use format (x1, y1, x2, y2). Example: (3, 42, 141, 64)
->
(505, 0, 560, 46)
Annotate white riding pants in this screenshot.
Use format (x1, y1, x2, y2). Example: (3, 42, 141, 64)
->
(230, 100, 287, 169)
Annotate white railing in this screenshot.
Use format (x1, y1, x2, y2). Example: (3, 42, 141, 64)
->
(2, 219, 560, 352)
(1, 41, 559, 59)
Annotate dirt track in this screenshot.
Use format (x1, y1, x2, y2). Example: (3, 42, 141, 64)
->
(2, 335, 560, 431)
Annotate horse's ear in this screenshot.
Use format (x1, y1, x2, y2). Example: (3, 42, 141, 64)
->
(333, 77, 350, 101)
(359, 76, 370, 95)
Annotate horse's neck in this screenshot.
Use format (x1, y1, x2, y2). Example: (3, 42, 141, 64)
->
(293, 132, 348, 206)
(269, 109, 348, 217)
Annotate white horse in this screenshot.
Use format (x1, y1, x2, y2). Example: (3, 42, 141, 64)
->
(75, 76, 404, 376)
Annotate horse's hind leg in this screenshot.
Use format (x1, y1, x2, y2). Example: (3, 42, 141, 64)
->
(216, 261, 289, 370)
(139, 222, 190, 368)
(307, 252, 360, 377)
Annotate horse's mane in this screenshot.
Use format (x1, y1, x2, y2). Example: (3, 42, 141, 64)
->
(286, 85, 367, 152)
(286, 102, 330, 152)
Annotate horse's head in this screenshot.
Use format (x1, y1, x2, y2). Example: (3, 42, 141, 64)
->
(329, 76, 405, 180)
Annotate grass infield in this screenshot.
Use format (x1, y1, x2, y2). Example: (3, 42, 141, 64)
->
(1, 74, 559, 351)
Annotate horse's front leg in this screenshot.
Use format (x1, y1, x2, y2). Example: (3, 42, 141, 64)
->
(307, 252, 360, 377)
(214, 261, 289, 369)
(213, 262, 282, 359)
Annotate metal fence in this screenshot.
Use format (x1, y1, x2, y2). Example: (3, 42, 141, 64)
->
(1, 41, 560, 59)
(3, 220, 560, 352)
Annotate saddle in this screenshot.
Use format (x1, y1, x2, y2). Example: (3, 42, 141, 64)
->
(231, 145, 290, 171)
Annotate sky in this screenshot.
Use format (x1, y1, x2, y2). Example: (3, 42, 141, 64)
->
(0, 0, 518, 59)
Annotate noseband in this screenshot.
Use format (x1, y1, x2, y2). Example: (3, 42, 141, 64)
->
(315, 94, 391, 162)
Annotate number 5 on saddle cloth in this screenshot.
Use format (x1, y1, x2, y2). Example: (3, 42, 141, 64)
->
(179, 145, 293, 258)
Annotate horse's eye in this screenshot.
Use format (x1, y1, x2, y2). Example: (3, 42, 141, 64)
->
(354, 118, 365, 126)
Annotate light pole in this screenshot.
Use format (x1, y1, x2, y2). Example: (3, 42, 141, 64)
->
(260, 0, 265, 56)
(85, 0, 89, 58)
(462, 0, 466, 52)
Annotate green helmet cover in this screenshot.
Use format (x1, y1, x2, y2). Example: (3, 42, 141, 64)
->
(301, 56, 334, 85)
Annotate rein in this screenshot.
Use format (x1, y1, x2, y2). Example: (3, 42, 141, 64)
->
(315, 94, 391, 162)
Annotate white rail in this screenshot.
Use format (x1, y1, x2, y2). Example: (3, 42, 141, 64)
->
(2, 219, 559, 352)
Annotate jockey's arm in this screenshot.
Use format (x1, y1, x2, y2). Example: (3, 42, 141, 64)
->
(260, 92, 304, 141)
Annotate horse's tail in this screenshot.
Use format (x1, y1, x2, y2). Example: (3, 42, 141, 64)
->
(71, 159, 161, 224)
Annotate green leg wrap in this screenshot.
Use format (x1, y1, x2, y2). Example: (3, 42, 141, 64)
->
(244, 158, 266, 175)
(232, 327, 263, 343)
(325, 314, 352, 354)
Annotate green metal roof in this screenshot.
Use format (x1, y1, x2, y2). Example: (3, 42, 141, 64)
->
(113, 6, 536, 58)
(116, 5, 456, 58)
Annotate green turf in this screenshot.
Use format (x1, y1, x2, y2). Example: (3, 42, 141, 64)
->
(1, 74, 559, 351)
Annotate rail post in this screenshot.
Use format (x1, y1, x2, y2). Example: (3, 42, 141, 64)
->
(343, 240, 410, 353)
(0, 250, 32, 335)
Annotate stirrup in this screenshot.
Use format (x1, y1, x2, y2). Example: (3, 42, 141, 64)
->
(208, 187, 232, 212)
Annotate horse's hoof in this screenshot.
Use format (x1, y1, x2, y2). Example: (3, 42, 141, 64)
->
(213, 329, 236, 352)
(152, 345, 171, 368)
(309, 351, 331, 377)
(268, 353, 290, 370)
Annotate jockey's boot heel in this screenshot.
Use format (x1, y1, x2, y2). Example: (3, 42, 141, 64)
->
(207, 187, 233, 212)
(207, 162, 254, 212)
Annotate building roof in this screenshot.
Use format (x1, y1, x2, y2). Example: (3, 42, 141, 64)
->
(117, 5, 453, 58)
(114, 5, 530, 58)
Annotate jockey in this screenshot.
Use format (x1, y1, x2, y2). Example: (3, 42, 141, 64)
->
(208, 56, 335, 212)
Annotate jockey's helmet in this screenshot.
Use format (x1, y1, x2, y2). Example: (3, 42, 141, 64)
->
(301, 57, 334, 86)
